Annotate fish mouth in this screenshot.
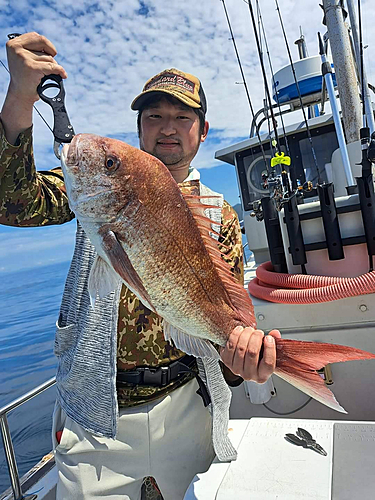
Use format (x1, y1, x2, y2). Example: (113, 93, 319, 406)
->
(60, 144, 70, 165)
(61, 136, 80, 167)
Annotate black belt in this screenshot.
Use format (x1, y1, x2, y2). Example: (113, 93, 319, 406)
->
(117, 355, 196, 387)
(116, 355, 211, 406)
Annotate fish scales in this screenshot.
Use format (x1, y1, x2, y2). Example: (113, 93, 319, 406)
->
(63, 133, 243, 346)
(115, 189, 237, 344)
(61, 133, 375, 413)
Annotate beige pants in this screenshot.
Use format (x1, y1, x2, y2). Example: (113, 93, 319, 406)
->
(53, 379, 215, 500)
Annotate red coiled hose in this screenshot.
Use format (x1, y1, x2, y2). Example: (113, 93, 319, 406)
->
(248, 261, 375, 304)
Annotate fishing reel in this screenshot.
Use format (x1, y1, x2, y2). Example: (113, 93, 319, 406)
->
(250, 199, 264, 221)
(298, 180, 314, 193)
(252, 152, 314, 219)
(262, 169, 284, 204)
(267, 175, 313, 213)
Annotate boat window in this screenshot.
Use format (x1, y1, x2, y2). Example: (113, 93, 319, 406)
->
(299, 131, 338, 185)
(235, 122, 339, 212)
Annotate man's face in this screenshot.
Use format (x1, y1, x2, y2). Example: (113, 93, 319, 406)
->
(139, 98, 208, 179)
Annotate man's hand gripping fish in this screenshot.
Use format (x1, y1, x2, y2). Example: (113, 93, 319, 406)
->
(61, 133, 375, 414)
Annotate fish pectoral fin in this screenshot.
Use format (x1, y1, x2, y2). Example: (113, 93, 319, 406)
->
(100, 229, 156, 312)
(88, 255, 120, 307)
(163, 321, 220, 359)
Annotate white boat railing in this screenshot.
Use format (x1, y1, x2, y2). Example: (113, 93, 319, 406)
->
(0, 377, 56, 500)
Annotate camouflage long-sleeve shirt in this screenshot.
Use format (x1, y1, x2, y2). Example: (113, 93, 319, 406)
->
(0, 121, 244, 406)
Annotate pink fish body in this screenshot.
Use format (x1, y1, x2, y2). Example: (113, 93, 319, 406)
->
(61, 133, 375, 413)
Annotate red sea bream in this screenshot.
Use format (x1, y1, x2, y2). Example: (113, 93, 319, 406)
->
(61, 133, 375, 413)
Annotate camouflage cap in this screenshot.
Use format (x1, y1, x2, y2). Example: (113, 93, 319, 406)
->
(131, 68, 207, 114)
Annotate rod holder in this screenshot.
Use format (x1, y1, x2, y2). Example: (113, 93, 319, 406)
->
(317, 183, 344, 260)
(356, 174, 375, 259)
(360, 127, 372, 177)
(261, 197, 288, 273)
(283, 195, 307, 266)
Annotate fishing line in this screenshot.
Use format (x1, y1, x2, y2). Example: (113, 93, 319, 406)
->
(256, 1, 276, 160)
(274, 0, 323, 184)
(256, 0, 291, 157)
(265, 99, 276, 159)
(0, 59, 54, 134)
(220, 0, 269, 173)
(246, 0, 281, 153)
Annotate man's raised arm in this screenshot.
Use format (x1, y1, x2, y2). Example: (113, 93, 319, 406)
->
(0, 32, 73, 227)
(1, 32, 67, 145)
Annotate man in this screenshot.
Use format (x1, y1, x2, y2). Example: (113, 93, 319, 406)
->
(0, 32, 280, 499)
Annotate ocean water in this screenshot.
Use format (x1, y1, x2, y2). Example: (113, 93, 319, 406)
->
(0, 260, 71, 494)
(0, 242, 253, 494)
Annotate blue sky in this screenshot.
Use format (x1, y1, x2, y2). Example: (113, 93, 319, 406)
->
(0, 0, 374, 274)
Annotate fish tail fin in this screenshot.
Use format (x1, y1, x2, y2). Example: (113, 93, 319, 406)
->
(274, 338, 375, 413)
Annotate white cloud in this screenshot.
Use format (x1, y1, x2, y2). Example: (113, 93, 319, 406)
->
(0, 0, 374, 269)
(2, 0, 373, 149)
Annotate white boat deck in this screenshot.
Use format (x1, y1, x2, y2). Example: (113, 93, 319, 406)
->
(185, 418, 375, 500)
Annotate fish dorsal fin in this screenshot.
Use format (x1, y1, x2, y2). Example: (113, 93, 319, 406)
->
(182, 194, 256, 328)
(163, 320, 220, 359)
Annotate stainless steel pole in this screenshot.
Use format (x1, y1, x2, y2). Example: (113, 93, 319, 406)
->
(322, 0, 362, 143)
(0, 377, 56, 499)
(0, 414, 23, 500)
(319, 33, 354, 186)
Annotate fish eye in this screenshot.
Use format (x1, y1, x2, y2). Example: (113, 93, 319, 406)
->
(105, 155, 119, 172)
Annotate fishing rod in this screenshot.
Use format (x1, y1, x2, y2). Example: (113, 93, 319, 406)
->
(220, 0, 269, 172)
(246, 0, 302, 202)
(256, 1, 314, 199)
(255, 2, 275, 160)
(246, 0, 302, 199)
(235, 0, 290, 274)
(248, 0, 310, 274)
(274, 0, 323, 186)
(315, 32, 346, 261)
(355, 0, 375, 145)
(246, 0, 280, 153)
(355, 0, 373, 174)
(246, 1, 291, 201)
(357, 0, 366, 126)
(353, 1, 375, 271)
(346, 0, 374, 133)
(222, 0, 288, 269)
(255, 3, 279, 165)
(273, 0, 350, 270)
(256, 0, 291, 159)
